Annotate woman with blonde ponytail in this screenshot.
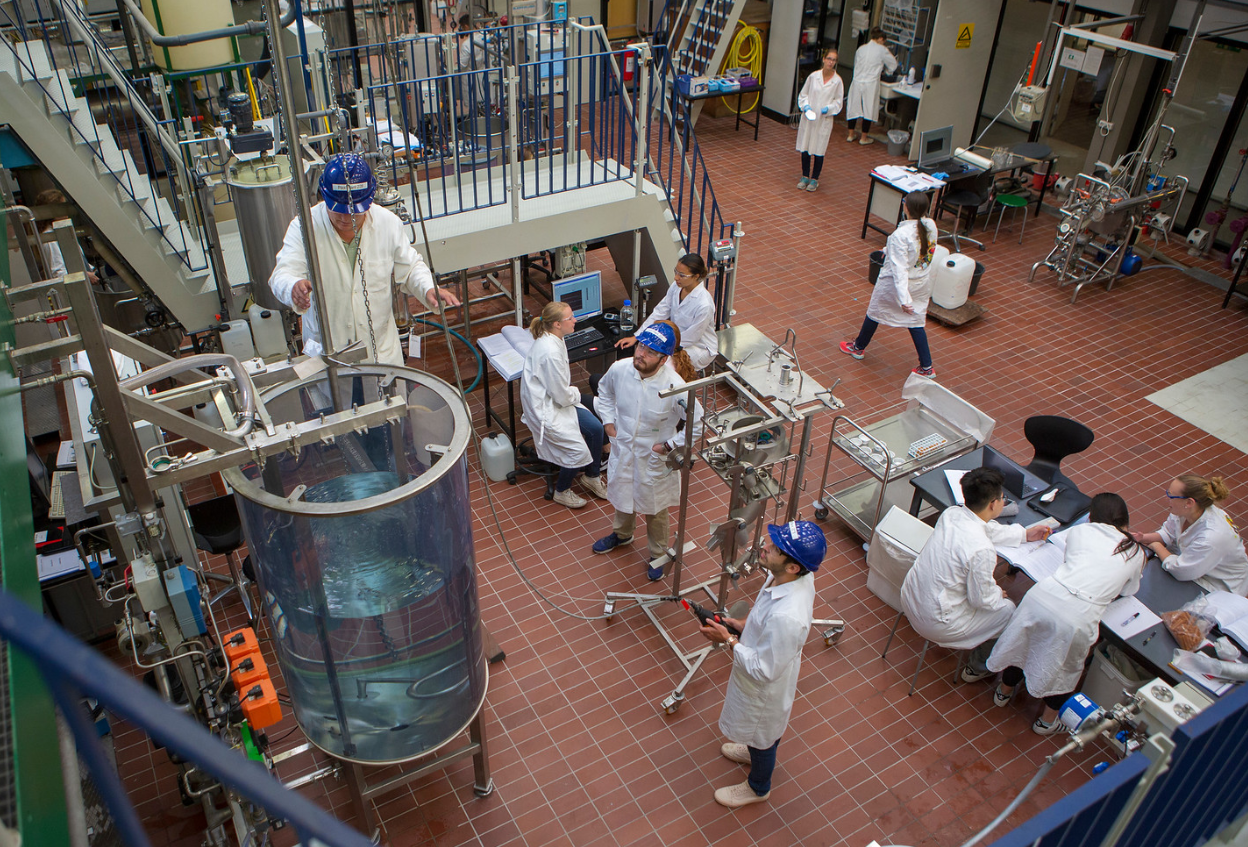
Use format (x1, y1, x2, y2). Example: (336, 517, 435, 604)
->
(1133, 473, 1248, 594)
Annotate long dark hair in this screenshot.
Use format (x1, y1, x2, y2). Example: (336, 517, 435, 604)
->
(905, 192, 932, 263)
(1088, 492, 1140, 557)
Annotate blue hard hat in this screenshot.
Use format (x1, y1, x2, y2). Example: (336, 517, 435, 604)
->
(635, 323, 676, 357)
(766, 520, 827, 572)
(319, 153, 376, 213)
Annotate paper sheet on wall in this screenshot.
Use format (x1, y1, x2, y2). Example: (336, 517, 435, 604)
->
(1103, 596, 1161, 640)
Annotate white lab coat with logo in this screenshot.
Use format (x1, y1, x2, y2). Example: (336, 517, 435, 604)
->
(596, 359, 700, 516)
(866, 218, 937, 329)
(519, 333, 592, 470)
(270, 203, 434, 367)
(719, 572, 815, 749)
(846, 40, 899, 123)
(901, 505, 1026, 650)
(636, 283, 719, 371)
(1158, 505, 1248, 595)
(987, 523, 1144, 697)
(795, 70, 844, 156)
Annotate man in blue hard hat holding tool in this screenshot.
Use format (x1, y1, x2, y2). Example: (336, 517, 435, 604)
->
(270, 153, 460, 367)
(698, 520, 826, 809)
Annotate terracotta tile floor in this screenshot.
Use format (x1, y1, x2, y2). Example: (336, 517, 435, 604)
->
(107, 113, 1248, 847)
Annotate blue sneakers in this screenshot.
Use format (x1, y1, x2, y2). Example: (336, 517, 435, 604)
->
(592, 533, 632, 554)
(647, 560, 665, 581)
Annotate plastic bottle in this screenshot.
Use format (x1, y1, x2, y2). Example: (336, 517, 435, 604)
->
(906, 66, 916, 85)
(620, 300, 637, 333)
(479, 431, 515, 482)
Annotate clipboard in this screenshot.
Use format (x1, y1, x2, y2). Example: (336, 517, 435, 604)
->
(1031, 486, 1091, 524)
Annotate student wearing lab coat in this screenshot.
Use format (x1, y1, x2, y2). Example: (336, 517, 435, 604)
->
(840, 192, 938, 376)
(794, 48, 844, 192)
(270, 154, 460, 367)
(615, 254, 719, 371)
(988, 493, 1146, 734)
(591, 323, 700, 579)
(901, 468, 1052, 676)
(698, 521, 825, 809)
(1133, 473, 1248, 595)
(520, 301, 607, 509)
(845, 28, 898, 145)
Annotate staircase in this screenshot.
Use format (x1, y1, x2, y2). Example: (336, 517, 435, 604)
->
(0, 6, 221, 333)
(660, 0, 748, 126)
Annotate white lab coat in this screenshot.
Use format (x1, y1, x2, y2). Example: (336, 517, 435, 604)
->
(987, 523, 1144, 697)
(846, 40, 898, 123)
(1158, 505, 1248, 595)
(795, 70, 844, 156)
(596, 359, 700, 515)
(720, 572, 815, 749)
(270, 203, 434, 367)
(866, 218, 938, 328)
(636, 283, 718, 371)
(901, 505, 1026, 650)
(519, 333, 591, 470)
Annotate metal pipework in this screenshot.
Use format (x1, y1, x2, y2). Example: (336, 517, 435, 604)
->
(118, 0, 296, 47)
(119, 354, 257, 439)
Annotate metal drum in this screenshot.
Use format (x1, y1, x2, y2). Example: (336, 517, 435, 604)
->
(224, 155, 307, 310)
(223, 365, 486, 765)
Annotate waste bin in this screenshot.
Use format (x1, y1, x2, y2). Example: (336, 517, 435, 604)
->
(887, 129, 910, 157)
(868, 250, 885, 285)
(970, 261, 985, 296)
(1080, 643, 1147, 709)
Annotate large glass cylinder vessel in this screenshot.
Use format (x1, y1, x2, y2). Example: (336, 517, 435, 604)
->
(223, 365, 484, 764)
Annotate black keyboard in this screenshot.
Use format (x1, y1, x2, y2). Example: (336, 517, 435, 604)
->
(564, 326, 604, 348)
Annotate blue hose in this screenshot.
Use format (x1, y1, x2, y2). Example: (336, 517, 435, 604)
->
(409, 317, 483, 393)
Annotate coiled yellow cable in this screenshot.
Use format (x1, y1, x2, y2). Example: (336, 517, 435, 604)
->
(718, 23, 762, 114)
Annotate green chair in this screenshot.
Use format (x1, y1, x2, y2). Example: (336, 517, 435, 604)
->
(991, 193, 1030, 244)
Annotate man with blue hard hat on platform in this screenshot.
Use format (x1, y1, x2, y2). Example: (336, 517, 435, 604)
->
(270, 153, 460, 367)
(592, 322, 701, 579)
(698, 519, 825, 809)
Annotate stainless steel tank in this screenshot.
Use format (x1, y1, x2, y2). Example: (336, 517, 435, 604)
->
(222, 365, 486, 764)
(224, 155, 307, 310)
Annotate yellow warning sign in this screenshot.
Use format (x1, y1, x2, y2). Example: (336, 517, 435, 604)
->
(956, 23, 974, 49)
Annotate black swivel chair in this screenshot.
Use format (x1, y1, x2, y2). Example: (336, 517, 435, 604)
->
(939, 170, 994, 252)
(1023, 415, 1095, 489)
(507, 438, 558, 500)
(186, 494, 255, 625)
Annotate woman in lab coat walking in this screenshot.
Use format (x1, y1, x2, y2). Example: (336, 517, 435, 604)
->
(845, 28, 898, 145)
(988, 493, 1146, 734)
(520, 302, 608, 509)
(840, 191, 938, 376)
(794, 48, 844, 192)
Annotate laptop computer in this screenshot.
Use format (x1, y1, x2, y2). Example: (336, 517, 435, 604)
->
(915, 124, 979, 177)
(981, 449, 1046, 500)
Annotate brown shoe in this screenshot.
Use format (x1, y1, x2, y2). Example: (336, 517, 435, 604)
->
(714, 780, 769, 809)
(720, 742, 750, 765)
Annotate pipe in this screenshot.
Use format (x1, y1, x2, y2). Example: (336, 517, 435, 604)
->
(118, 354, 256, 439)
(408, 317, 483, 393)
(118, 0, 296, 47)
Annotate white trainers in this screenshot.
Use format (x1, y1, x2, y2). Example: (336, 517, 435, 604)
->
(714, 780, 769, 809)
(552, 488, 587, 509)
(720, 742, 750, 765)
(580, 474, 608, 500)
(847, 130, 860, 142)
(859, 134, 875, 145)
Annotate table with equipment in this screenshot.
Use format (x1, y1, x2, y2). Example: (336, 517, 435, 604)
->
(674, 82, 766, 141)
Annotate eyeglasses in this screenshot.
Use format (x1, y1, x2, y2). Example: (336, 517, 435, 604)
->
(674, 270, 696, 279)
(1163, 490, 1190, 501)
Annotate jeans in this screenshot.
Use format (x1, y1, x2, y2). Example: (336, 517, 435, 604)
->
(800, 152, 824, 179)
(853, 316, 932, 369)
(748, 738, 780, 795)
(554, 406, 605, 491)
(1001, 666, 1068, 710)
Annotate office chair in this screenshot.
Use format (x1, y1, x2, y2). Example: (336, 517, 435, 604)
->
(186, 494, 255, 626)
(939, 171, 993, 252)
(1023, 415, 1095, 488)
(507, 437, 558, 500)
(882, 608, 968, 697)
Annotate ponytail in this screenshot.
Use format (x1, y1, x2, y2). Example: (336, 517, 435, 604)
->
(530, 301, 570, 339)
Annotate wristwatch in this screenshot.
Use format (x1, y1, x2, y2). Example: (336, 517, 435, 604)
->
(725, 635, 738, 649)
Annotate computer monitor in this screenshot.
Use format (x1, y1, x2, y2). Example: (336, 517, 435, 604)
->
(552, 271, 602, 322)
(917, 125, 954, 169)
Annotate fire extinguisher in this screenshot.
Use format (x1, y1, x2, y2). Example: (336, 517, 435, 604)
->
(622, 48, 636, 83)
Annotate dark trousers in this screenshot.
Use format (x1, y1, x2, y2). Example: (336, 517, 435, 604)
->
(554, 406, 605, 491)
(847, 117, 873, 133)
(1001, 666, 1068, 710)
(748, 738, 780, 795)
(853, 316, 932, 369)
(800, 152, 824, 179)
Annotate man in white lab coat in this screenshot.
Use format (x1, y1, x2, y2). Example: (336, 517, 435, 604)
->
(900, 467, 1051, 677)
(270, 154, 459, 367)
(591, 323, 697, 580)
(845, 27, 898, 145)
(698, 520, 825, 809)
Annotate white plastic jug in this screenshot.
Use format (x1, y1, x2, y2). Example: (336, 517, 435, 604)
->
(480, 431, 515, 482)
(219, 319, 256, 361)
(932, 252, 976, 309)
(249, 307, 287, 360)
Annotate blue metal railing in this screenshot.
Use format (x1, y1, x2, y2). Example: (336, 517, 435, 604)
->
(0, 0, 211, 274)
(987, 682, 1248, 847)
(0, 587, 374, 847)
